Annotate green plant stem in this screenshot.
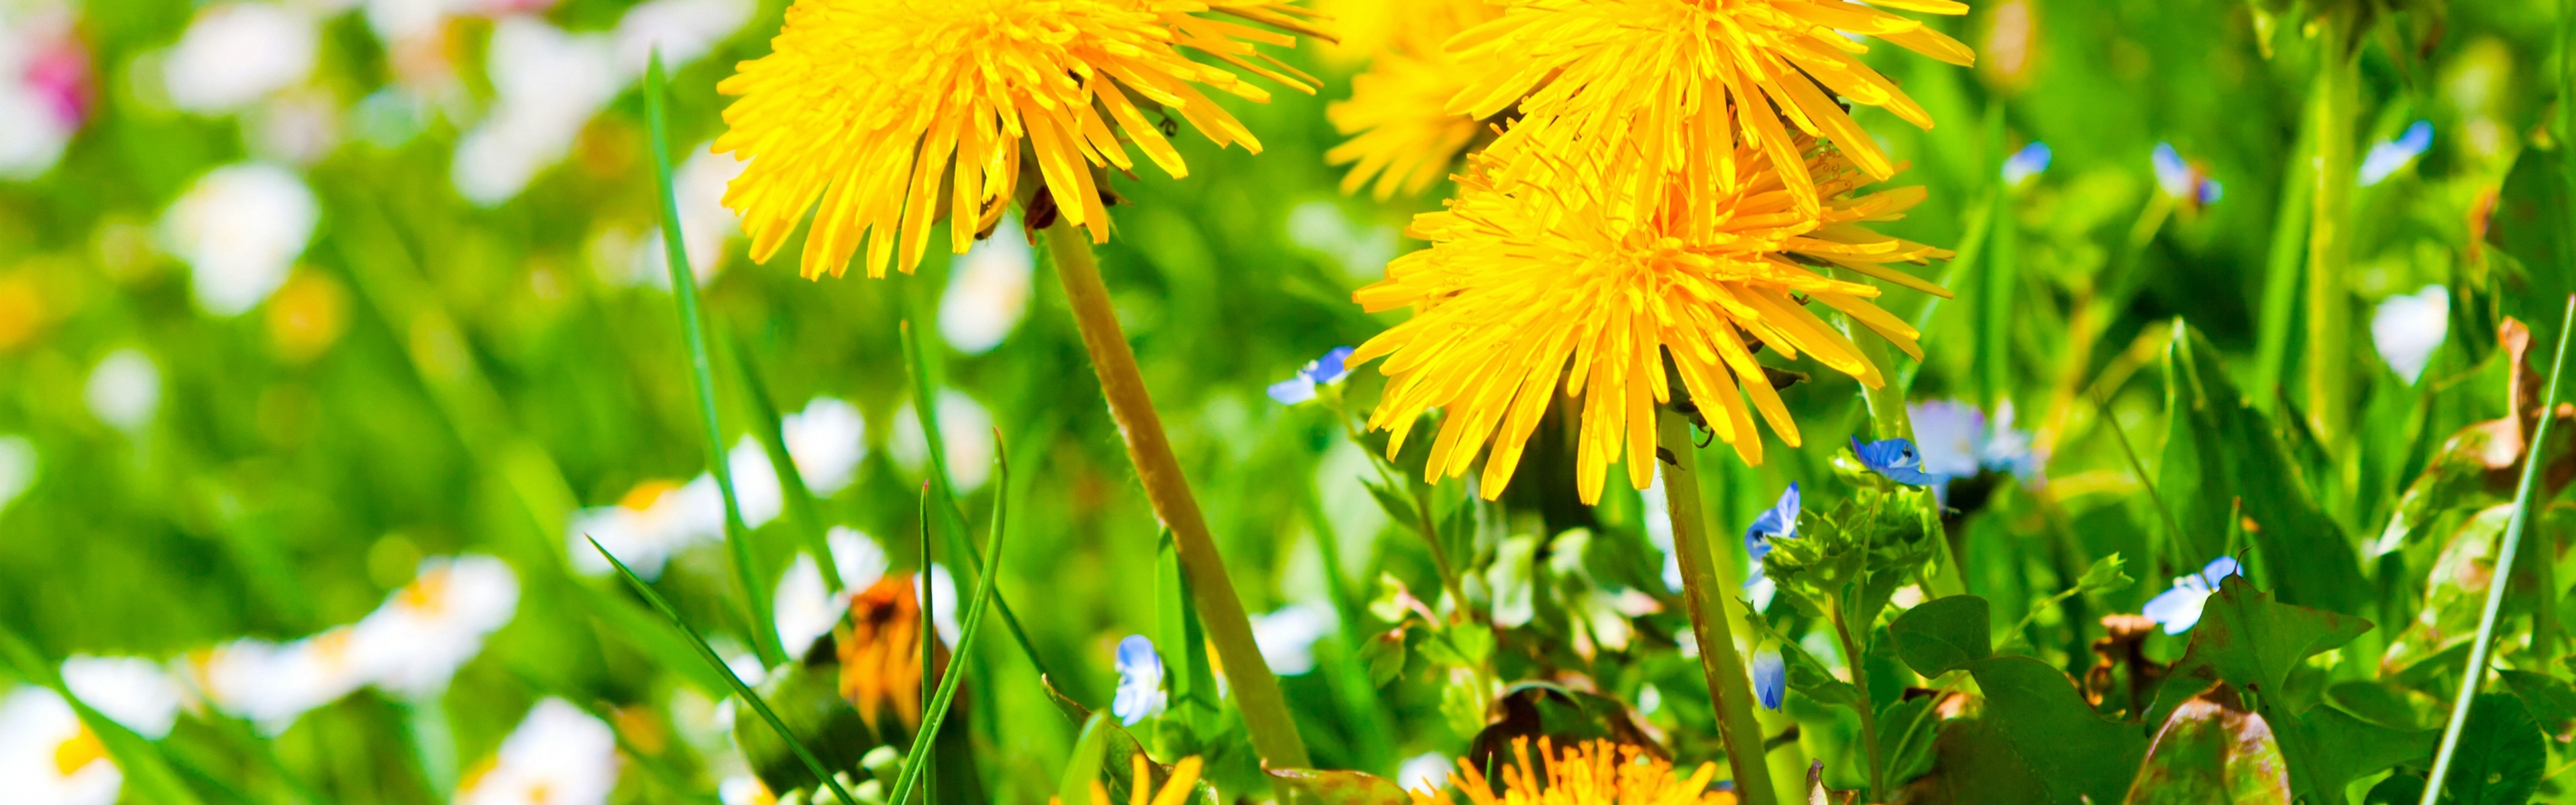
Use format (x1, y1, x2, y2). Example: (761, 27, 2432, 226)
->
(2304, 13, 2359, 447)
(643, 53, 781, 667)
(1835, 267, 1967, 598)
(1040, 221, 1311, 768)
(1828, 602, 1886, 801)
(1655, 408, 1780, 805)
(2420, 294, 2576, 805)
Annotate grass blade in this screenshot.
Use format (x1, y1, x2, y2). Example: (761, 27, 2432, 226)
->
(586, 537, 859, 805)
(900, 318, 1054, 682)
(732, 333, 845, 592)
(2420, 294, 2576, 804)
(888, 439, 1011, 805)
(642, 50, 781, 666)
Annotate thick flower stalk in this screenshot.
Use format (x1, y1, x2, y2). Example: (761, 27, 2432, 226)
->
(1325, 0, 1496, 198)
(714, 0, 1322, 278)
(1350, 140, 1950, 504)
(1446, 0, 1972, 215)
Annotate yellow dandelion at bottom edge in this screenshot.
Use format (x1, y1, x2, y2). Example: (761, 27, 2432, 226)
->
(1054, 754, 1206, 805)
(1350, 139, 1951, 504)
(714, 0, 1323, 280)
(1411, 739, 1736, 805)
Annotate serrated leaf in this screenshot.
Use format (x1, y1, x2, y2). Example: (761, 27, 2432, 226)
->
(2078, 553, 2135, 594)
(1962, 655, 2149, 804)
(2161, 323, 2369, 615)
(2497, 669, 2576, 737)
(1890, 594, 1992, 677)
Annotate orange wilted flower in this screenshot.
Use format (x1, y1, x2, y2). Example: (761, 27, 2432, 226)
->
(836, 575, 948, 731)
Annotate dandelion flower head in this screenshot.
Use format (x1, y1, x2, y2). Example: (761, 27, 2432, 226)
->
(1324, 0, 1497, 199)
(716, 0, 1324, 280)
(1406, 738, 1735, 805)
(1351, 139, 1949, 504)
(1446, 0, 1974, 215)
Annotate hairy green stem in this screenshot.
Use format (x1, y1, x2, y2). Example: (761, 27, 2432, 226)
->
(1656, 409, 1780, 805)
(1041, 221, 1311, 768)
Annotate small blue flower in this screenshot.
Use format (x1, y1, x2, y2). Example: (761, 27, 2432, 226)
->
(1111, 635, 1167, 725)
(2141, 557, 2241, 635)
(1743, 483, 1801, 566)
(2152, 142, 2222, 207)
(1267, 346, 1357, 405)
(2001, 142, 2052, 186)
(2359, 121, 2434, 186)
(1750, 648, 1786, 710)
(1851, 436, 1943, 486)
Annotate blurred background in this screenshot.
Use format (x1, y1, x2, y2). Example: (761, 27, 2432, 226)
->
(0, 0, 2563, 801)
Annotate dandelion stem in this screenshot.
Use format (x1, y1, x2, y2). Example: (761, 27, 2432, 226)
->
(2420, 294, 2576, 805)
(1040, 220, 1311, 768)
(1655, 407, 1780, 805)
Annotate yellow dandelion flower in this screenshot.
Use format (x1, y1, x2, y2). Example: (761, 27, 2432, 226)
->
(1350, 139, 1949, 504)
(1324, 0, 1497, 199)
(1446, 0, 1974, 215)
(1055, 753, 1205, 805)
(715, 0, 1325, 280)
(1411, 739, 1736, 805)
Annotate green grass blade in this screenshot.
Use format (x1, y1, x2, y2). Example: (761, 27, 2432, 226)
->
(888, 441, 1010, 805)
(2419, 294, 2576, 805)
(899, 318, 1055, 682)
(2250, 119, 2314, 413)
(731, 333, 845, 592)
(586, 536, 859, 805)
(642, 50, 782, 667)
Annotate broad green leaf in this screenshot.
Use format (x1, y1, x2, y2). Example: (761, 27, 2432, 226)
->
(2120, 688, 2292, 805)
(2161, 323, 2369, 615)
(2143, 576, 2425, 801)
(1158, 529, 1221, 735)
(2496, 669, 2576, 737)
(1267, 768, 1408, 805)
(1889, 594, 1992, 677)
(2182, 576, 2371, 706)
(2381, 504, 2511, 676)
(2489, 144, 2575, 355)
(1958, 655, 2148, 804)
(1878, 694, 1941, 787)
(2324, 680, 2438, 731)
(2438, 694, 2546, 805)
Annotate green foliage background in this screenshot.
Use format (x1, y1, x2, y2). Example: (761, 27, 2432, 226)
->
(5, 0, 2576, 802)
